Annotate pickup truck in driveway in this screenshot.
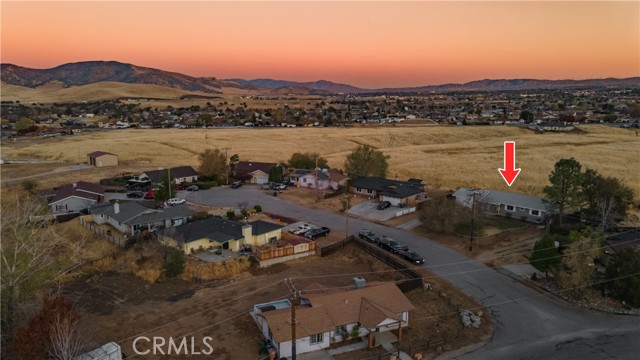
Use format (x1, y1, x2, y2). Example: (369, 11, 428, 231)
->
(305, 227, 330, 239)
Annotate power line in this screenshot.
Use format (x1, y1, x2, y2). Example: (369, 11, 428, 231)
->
(290, 230, 640, 283)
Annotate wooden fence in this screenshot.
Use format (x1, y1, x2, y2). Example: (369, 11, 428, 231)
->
(254, 241, 316, 261)
(79, 216, 129, 248)
(320, 236, 423, 292)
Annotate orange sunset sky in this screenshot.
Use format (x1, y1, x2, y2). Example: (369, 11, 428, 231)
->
(1, 1, 639, 88)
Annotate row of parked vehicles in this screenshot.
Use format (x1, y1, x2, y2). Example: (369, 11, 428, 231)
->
(358, 229, 425, 265)
(288, 223, 331, 240)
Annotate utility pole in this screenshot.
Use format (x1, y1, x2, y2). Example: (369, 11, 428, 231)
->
(315, 156, 320, 202)
(285, 278, 299, 360)
(168, 168, 172, 199)
(469, 191, 476, 252)
(343, 197, 351, 240)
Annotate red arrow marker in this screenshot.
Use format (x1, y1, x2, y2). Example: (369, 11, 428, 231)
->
(498, 141, 521, 186)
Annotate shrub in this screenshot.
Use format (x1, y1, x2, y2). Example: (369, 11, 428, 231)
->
(253, 204, 262, 213)
(226, 210, 236, 220)
(165, 249, 186, 278)
(194, 181, 218, 190)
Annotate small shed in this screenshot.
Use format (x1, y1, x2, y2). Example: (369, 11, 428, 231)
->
(87, 151, 118, 167)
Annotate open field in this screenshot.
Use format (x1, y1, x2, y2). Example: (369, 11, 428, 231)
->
(2, 125, 639, 198)
(1, 82, 326, 108)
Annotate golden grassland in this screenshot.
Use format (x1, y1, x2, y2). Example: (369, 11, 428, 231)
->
(1, 82, 325, 108)
(0, 81, 212, 103)
(1, 125, 639, 197)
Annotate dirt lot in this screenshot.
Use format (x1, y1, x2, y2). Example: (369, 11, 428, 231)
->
(414, 222, 544, 268)
(67, 244, 491, 360)
(273, 187, 369, 212)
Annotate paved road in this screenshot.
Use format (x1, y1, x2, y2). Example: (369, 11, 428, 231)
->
(184, 186, 640, 360)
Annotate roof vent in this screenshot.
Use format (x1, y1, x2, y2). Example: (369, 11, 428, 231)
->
(352, 276, 366, 289)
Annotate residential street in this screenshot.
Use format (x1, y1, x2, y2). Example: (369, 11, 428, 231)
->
(183, 186, 640, 360)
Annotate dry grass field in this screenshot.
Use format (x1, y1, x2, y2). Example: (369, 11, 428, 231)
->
(1, 82, 326, 108)
(2, 125, 638, 199)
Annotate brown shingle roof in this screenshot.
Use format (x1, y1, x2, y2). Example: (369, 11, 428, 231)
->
(262, 282, 414, 343)
(50, 181, 104, 203)
(235, 161, 282, 177)
(262, 306, 334, 343)
(87, 151, 116, 158)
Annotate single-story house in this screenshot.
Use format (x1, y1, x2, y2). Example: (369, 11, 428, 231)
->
(350, 177, 425, 206)
(87, 151, 119, 167)
(234, 161, 285, 185)
(89, 201, 193, 236)
(537, 122, 575, 132)
(452, 187, 552, 223)
(289, 168, 348, 190)
(141, 166, 199, 185)
(49, 181, 104, 217)
(158, 217, 284, 254)
(252, 281, 414, 358)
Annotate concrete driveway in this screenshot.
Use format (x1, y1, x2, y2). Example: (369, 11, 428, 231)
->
(348, 200, 398, 222)
(183, 186, 640, 360)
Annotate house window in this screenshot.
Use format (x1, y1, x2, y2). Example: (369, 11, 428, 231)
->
(356, 187, 362, 192)
(303, 178, 307, 183)
(335, 325, 347, 335)
(505, 205, 514, 211)
(310, 333, 324, 344)
(367, 189, 373, 194)
(530, 210, 540, 216)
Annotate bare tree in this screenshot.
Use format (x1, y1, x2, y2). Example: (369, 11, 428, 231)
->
(1, 194, 84, 345)
(49, 312, 93, 360)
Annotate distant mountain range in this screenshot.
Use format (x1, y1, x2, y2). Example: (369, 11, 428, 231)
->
(2, 61, 639, 95)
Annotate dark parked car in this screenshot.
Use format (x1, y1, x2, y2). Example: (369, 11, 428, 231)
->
(377, 201, 391, 210)
(305, 227, 330, 239)
(397, 249, 425, 265)
(231, 181, 242, 189)
(358, 229, 379, 243)
(186, 185, 199, 191)
(127, 191, 144, 198)
(378, 236, 408, 253)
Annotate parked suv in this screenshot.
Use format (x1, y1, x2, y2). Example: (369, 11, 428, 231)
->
(358, 229, 379, 243)
(231, 181, 242, 189)
(377, 201, 391, 210)
(166, 197, 187, 206)
(397, 249, 425, 265)
(378, 236, 408, 253)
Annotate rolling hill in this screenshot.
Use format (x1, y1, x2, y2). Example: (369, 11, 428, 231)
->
(2, 61, 638, 99)
(1, 61, 224, 93)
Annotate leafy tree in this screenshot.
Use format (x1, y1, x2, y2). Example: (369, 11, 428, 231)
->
(15, 118, 34, 132)
(165, 249, 186, 278)
(519, 110, 534, 122)
(554, 230, 602, 300)
(605, 249, 640, 307)
(581, 169, 634, 229)
(344, 144, 389, 180)
(544, 158, 583, 225)
(268, 165, 284, 183)
(529, 235, 562, 273)
(288, 152, 328, 169)
(198, 148, 228, 183)
(155, 172, 177, 202)
(229, 154, 240, 173)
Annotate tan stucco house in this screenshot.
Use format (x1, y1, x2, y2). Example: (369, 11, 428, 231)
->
(87, 151, 119, 167)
